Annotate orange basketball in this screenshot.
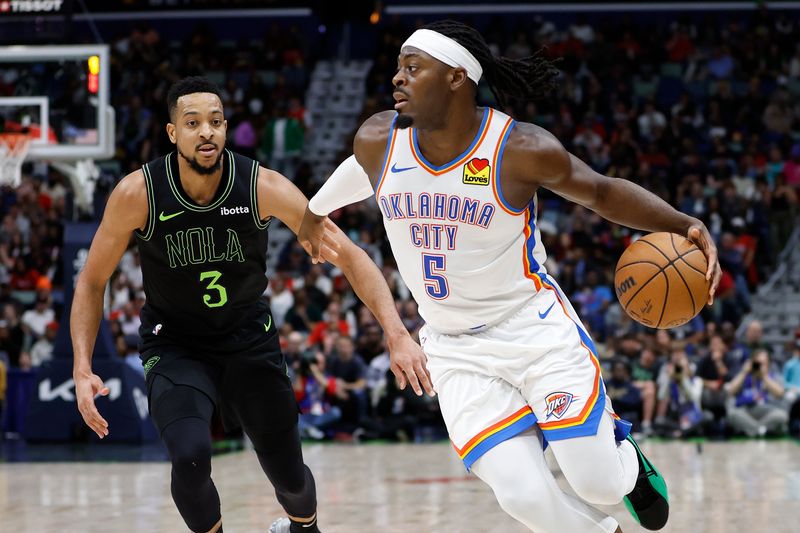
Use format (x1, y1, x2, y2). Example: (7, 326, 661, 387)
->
(614, 232, 710, 329)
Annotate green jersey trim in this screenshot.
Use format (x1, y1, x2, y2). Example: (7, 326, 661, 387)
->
(165, 149, 235, 212)
(135, 163, 156, 241)
(249, 161, 270, 230)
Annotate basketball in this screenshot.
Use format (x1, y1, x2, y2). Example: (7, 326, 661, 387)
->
(614, 232, 709, 329)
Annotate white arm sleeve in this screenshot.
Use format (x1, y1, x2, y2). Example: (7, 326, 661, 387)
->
(308, 155, 374, 216)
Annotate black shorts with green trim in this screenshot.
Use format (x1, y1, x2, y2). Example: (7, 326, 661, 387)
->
(138, 302, 297, 435)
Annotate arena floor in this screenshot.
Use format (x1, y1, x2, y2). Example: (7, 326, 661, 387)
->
(1, 439, 799, 533)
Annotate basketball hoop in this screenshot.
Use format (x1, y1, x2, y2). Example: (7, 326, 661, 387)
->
(0, 133, 32, 188)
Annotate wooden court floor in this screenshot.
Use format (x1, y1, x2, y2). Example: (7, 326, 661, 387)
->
(1, 439, 799, 532)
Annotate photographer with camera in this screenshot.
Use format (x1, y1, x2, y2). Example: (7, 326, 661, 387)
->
(292, 347, 342, 440)
(695, 334, 737, 433)
(654, 349, 707, 437)
(726, 348, 788, 437)
(783, 335, 800, 436)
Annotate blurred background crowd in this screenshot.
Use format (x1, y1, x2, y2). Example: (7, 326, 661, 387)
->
(2, 6, 800, 442)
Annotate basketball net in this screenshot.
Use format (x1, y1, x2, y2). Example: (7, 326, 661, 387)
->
(0, 133, 32, 188)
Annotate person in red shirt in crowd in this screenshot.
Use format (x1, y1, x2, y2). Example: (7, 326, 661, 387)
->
(666, 25, 694, 62)
(307, 301, 349, 347)
(730, 217, 758, 287)
(9, 258, 40, 292)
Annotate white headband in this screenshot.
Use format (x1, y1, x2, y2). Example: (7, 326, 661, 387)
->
(402, 29, 483, 84)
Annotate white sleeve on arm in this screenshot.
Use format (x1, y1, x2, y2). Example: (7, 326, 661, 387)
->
(308, 155, 374, 216)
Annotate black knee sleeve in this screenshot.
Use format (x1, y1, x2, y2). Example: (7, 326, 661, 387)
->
(253, 426, 317, 519)
(149, 374, 215, 433)
(162, 412, 220, 532)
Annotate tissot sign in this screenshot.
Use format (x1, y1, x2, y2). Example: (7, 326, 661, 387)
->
(0, 0, 64, 13)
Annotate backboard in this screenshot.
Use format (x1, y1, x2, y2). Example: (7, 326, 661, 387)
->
(0, 44, 113, 162)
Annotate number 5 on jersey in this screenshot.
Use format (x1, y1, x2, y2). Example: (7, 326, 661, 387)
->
(200, 270, 228, 308)
(422, 253, 449, 300)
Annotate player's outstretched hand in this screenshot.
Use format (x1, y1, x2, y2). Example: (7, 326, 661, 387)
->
(74, 370, 110, 439)
(687, 224, 722, 306)
(389, 335, 435, 397)
(298, 206, 327, 264)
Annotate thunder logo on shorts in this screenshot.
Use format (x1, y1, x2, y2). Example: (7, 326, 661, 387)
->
(544, 391, 575, 420)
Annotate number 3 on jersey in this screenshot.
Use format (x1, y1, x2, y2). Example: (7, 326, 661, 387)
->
(200, 270, 228, 308)
(422, 253, 449, 300)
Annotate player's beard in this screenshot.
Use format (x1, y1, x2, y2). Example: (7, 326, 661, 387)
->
(178, 145, 224, 175)
(395, 113, 414, 129)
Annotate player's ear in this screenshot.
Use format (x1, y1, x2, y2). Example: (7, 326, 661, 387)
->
(166, 123, 176, 144)
(450, 67, 469, 91)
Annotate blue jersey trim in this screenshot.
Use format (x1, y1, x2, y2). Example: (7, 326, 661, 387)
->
(524, 199, 542, 274)
(462, 413, 538, 471)
(412, 107, 489, 171)
(375, 114, 399, 194)
(493, 119, 525, 214)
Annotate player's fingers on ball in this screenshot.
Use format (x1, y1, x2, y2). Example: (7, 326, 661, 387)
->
(710, 265, 722, 304)
(705, 247, 717, 280)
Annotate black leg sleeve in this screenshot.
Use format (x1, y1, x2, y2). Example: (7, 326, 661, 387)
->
(162, 414, 221, 532)
(251, 426, 317, 520)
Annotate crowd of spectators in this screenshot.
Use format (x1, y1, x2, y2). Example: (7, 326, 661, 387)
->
(2, 9, 800, 442)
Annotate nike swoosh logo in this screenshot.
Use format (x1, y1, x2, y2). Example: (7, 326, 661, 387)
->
(538, 302, 556, 320)
(159, 210, 184, 221)
(391, 163, 417, 173)
(264, 315, 272, 332)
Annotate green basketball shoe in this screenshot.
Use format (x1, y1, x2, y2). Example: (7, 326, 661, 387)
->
(623, 434, 669, 530)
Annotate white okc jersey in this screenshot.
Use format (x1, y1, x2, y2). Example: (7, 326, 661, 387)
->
(375, 107, 549, 334)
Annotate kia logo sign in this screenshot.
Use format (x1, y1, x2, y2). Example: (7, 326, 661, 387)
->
(39, 377, 122, 402)
(0, 0, 64, 13)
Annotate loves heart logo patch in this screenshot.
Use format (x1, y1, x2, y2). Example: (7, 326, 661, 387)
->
(463, 157, 490, 186)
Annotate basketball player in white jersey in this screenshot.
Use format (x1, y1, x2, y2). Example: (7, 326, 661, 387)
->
(299, 20, 721, 532)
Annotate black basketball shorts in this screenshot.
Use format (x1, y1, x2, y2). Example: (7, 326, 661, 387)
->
(138, 302, 298, 436)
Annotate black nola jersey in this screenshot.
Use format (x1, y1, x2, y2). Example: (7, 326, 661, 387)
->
(135, 149, 270, 338)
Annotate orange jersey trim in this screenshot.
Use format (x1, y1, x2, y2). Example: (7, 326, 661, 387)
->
(410, 108, 494, 176)
(453, 406, 534, 459)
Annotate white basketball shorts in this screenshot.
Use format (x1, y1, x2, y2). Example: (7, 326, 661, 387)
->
(420, 274, 629, 470)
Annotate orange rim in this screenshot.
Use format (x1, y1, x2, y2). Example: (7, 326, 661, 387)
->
(0, 133, 32, 154)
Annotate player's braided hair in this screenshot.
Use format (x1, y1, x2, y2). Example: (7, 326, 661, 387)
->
(424, 20, 559, 108)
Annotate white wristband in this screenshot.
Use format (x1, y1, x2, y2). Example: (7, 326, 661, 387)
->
(308, 155, 374, 216)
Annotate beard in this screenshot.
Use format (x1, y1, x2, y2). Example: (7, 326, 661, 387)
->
(395, 113, 414, 129)
(178, 145, 224, 175)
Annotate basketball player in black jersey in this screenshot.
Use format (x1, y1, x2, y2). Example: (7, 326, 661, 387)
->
(71, 77, 433, 533)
